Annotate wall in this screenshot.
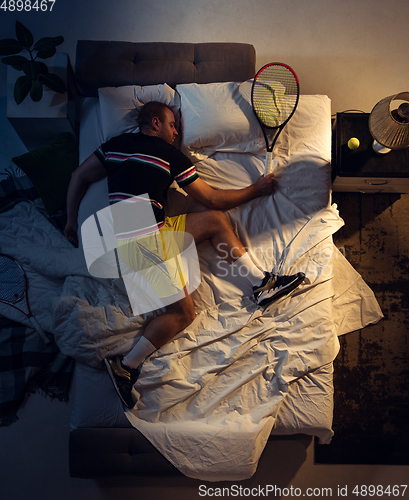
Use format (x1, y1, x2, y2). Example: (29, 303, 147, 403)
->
(0, 0, 408, 112)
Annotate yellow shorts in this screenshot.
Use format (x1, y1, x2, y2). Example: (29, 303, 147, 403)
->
(117, 214, 188, 299)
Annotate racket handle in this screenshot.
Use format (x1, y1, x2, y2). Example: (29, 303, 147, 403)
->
(264, 152, 273, 176)
(29, 315, 52, 345)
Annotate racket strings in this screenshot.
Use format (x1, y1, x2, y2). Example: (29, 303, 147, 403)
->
(252, 66, 298, 128)
(0, 256, 25, 303)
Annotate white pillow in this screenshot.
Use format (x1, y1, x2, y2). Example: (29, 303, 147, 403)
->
(176, 81, 266, 159)
(98, 84, 181, 142)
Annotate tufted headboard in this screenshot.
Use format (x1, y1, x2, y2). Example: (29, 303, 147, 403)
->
(75, 41, 256, 96)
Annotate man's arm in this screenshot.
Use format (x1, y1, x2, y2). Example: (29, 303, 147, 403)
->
(64, 153, 107, 244)
(183, 173, 275, 211)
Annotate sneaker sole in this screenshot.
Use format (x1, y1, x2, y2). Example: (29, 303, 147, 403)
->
(104, 358, 135, 409)
(258, 273, 305, 307)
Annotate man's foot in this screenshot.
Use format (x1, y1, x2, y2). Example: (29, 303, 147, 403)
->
(104, 356, 140, 409)
(253, 272, 305, 307)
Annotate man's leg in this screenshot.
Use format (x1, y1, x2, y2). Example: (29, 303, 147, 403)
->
(185, 209, 305, 306)
(124, 292, 195, 365)
(105, 293, 195, 409)
(185, 209, 265, 284)
(120, 211, 244, 377)
(185, 209, 246, 262)
(122, 210, 249, 373)
(105, 212, 240, 408)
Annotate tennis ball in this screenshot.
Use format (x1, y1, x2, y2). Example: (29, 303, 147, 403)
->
(348, 137, 360, 150)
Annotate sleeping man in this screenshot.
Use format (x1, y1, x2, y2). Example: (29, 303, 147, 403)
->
(64, 101, 305, 409)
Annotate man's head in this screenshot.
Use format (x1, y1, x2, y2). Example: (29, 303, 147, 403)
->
(138, 101, 178, 144)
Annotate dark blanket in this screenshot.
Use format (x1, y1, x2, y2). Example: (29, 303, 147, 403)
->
(0, 173, 74, 426)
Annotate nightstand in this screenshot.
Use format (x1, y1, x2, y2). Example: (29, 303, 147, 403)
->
(332, 112, 409, 193)
(6, 53, 79, 151)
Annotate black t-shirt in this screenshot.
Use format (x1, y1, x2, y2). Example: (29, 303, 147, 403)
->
(94, 132, 198, 235)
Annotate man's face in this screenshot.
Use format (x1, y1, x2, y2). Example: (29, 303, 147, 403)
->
(156, 108, 178, 144)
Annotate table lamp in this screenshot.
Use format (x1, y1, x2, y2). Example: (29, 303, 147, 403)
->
(368, 92, 409, 154)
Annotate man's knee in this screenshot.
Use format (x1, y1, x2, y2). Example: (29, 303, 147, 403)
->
(208, 209, 227, 221)
(206, 209, 231, 232)
(185, 209, 233, 244)
(180, 295, 196, 325)
(168, 295, 195, 326)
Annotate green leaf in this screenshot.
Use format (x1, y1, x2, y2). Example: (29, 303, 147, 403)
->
(0, 39, 24, 56)
(30, 79, 43, 102)
(33, 37, 53, 52)
(1, 55, 28, 71)
(23, 59, 41, 79)
(15, 21, 34, 49)
(38, 62, 49, 76)
(36, 47, 56, 59)
(33, 36, 64, 53)
(14, 75, 32, 104)
(41, 73, 67, 94)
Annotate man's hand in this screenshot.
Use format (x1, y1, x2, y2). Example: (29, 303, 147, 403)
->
(252, 172, 275, 197)
(65, 220, 79, 246)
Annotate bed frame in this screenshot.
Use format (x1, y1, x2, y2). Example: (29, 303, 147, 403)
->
(69, 40, 257, 478)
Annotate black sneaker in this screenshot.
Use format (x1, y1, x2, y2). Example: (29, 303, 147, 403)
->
(253, 272, 305, 307)
(104, 356, 140, 409)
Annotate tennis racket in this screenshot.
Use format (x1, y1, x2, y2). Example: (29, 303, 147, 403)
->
(251, 62, 300, 175)
(0, 253, 51, 345)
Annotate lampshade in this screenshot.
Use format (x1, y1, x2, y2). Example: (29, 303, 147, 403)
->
(369, 92, 409, 151)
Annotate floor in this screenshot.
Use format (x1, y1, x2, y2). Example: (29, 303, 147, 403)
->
(316, 191, 409, 466)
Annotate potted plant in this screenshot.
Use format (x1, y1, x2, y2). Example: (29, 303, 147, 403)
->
(0, 21, 67, 104)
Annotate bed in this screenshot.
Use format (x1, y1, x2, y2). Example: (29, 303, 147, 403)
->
(0, 41, 383, 481)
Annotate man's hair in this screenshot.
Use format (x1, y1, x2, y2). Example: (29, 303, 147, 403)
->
(138, 101, 172, 131)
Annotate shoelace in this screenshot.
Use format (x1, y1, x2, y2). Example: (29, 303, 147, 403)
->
(110, 357, 133, 380)
(256, 273, 277, 293)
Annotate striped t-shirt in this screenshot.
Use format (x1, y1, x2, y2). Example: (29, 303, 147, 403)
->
(94, 132, 198, 238)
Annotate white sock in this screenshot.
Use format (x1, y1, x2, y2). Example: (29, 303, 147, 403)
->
(232, 252, 265, 287)
(123, 336, 157, 369)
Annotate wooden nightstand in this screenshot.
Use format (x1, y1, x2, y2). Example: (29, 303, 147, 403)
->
(6, 53, 79, 151)
(332, 112, 409, 193)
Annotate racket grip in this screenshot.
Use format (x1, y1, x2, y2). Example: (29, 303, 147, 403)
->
(264, 152, 273, 175)
(29, 315, 52, 345)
